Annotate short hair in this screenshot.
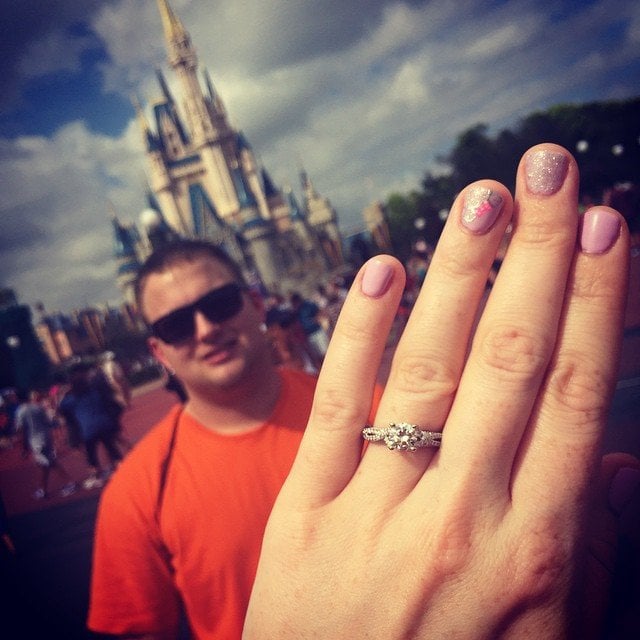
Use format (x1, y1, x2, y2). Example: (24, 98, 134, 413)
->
(134, 239, 246, 319)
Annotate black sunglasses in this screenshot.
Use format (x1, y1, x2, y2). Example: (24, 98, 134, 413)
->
(150, 283, 244, 344)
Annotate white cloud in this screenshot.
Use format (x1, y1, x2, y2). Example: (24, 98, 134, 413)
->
(0, 118, 146, 309)
(464, 23, 523, 60)
(2, 0, 639, 312)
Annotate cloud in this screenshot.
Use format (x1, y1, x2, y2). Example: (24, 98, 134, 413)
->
(1, 0, 639, 313)
(0, 119, 146, 309)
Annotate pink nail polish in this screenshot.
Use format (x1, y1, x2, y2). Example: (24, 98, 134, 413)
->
(580, 207, 620, 254)
(461, 187, 503, 233)
(361, 259, 393, 298)
(524, 150, 569, 195)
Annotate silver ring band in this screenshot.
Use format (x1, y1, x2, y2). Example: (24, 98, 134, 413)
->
(362, 422, 442, 451)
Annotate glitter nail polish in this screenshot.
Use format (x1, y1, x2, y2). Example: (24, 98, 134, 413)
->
(461, 187, 503, 233)
(524, 150, 569, 195)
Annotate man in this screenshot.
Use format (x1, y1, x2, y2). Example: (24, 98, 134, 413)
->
(87, 239, 319, 639)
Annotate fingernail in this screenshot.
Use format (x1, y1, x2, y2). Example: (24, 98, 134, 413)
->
(580, 207, 621, 254)
(524, 150, 569, 195)
(461, 187, 504, 234)
(361, 259, 393, 298)
(609, 467, 640, 516)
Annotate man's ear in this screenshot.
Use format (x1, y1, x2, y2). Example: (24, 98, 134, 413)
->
(148, 336, 172, 371)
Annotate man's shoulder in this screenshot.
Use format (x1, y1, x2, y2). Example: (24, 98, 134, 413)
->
(280, 367, 318, 392)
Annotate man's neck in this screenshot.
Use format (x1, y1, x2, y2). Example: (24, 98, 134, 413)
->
(184, 365, 283, 434)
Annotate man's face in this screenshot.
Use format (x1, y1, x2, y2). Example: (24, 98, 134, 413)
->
(141, 257, 267, 396)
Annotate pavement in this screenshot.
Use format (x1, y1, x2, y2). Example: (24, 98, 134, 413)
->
(0, 380, 178, 639)
(0, 291, 639, 638)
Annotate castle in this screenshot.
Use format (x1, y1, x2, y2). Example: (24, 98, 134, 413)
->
(113, 0, 344, 302)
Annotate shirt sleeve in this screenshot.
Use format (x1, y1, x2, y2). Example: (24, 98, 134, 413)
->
(87, 467, 181, 636)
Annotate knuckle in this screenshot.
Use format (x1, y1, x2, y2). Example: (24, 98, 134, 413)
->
(437, 250, 480, 282)
(391, 353, 459, 404)
(310, 385, 367, 433)
(508, 518, 573, 603)
(516, 216, 574, 250)
(544, 356, 611, 426)
(478, 324, 549, 383)
(424, 512, 474, 580)
(570, 265, 623, 309)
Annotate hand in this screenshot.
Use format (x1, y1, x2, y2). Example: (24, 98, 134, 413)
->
(244, 144, 633, 639)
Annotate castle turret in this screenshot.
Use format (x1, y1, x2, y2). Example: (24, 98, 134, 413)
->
(237, 132, 271, 220)
(231, 169, 279, 288)
(285, 187, 315, 252)
(111, 212, 142, 304)
(156, 0, 239, 219)
(133, 95, 188, 235)
(300, 166, 344, 267)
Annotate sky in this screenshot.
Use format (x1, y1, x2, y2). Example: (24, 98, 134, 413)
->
(1, 0, 639, 313)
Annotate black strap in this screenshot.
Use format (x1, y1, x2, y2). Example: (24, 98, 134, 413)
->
(152, 407, 192, 638)
(155, 407, 182, 525)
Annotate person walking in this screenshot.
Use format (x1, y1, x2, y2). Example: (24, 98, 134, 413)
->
(59, 363, 124, 489)
(15, 390, 77, 499)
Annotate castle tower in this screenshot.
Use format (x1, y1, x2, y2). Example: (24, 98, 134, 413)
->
(133, 95, 188, 235)
(285, 187, 315, 252)
(232, 168, 279, 288)
(111, 212, 142, 304)
(300, 167, 344, 267)
(156, 0, 240, 220)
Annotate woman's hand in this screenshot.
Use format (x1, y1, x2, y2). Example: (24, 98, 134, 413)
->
(244, 144, 633, 639)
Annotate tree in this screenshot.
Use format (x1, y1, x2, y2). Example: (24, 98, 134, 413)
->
(384, 96, 640, 255)
(385, 192, 421, 259)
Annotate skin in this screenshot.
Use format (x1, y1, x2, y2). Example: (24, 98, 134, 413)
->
(141, 257, 281, 433)
(243, 144, 634, 639)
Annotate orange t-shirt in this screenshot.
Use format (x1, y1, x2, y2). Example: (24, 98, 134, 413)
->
(88, 368, 317, 639)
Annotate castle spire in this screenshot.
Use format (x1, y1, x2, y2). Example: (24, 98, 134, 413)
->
(156, 0, 187, 44)
(131, 94, 161, 152)
(156, 69, 175, 104)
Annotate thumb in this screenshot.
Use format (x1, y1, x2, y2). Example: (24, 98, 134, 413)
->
(583, 452, 640, 638)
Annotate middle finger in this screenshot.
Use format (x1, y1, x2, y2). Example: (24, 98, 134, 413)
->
(435, 144, 579, 495)
(355, 180, 512, 497)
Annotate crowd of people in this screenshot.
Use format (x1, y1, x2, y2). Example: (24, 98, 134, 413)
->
(0, 352, 133, 500)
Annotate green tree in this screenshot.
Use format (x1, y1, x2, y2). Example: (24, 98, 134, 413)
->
(385, 191, 421, 259)
(385, 96, 640, 253)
